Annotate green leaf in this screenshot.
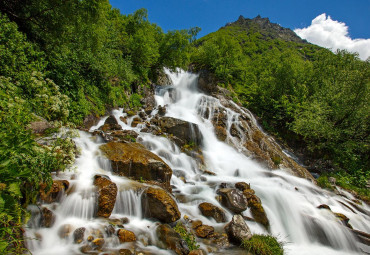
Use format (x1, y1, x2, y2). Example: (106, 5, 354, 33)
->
(8, 183, 21, 198)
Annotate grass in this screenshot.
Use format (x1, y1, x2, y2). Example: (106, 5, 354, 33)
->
(241, 235, 284, 255)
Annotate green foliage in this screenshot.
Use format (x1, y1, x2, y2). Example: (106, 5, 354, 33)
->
(241, 235, 284, 255)
(173, 222, 200, 251)
(316, 175, 334, 191)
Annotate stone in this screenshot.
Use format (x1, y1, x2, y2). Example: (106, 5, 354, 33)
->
(224, 215, 252, 245)
(158, 105, 166, 116)
(157, 117, 203, 147)
(248, 195, 269, 229)
(119, 249, 133, 255)
(117, 229, 136, 243)
(40, 207, 55, 228)
(39, 180, 69, 203)
(217, 188, 248, 214)
(141, 187, 181, 223)
(207, 232, 230, 248)
(73, 227, 86, 244)
(94, 175, 118, 218)
(189, 250, 205, 255)
(334, 213, 352, 228)
(92, 238, 105, 249)
(83, 114, 100, 129)
(100, 142, 172, 190)
(235, 182, 250, 191)
(317, 204, 331, 210)
(105, 225, 115, 237)
(157, 224, 189, 255)
(198, 202, 227, 223)
(99, 115, 122, 131)
(194, 225, 214, 238)
(58, 224, 73, 238)
(87, 236, 94, 242)
(108, 130, 139, 143)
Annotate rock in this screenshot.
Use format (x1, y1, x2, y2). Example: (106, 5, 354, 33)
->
(334, 213, 352, 228)
(217, 188, 248, 214)
(157, 117, 203, 147)
(157, 224, 190, 255)
(58, 224, 73, 238)
(94, 175, 118, 218)
(73, 227, 86, 244)
(189, 250, 205, 255)
(198, 202, 227, 223)
(100, 142, 172, 190)
(119, 249, 133, 255)
(158, 105, 167, 116)
(141, 187, 181, 223)
(117, 229, 136, 243)
(131, 116, 143, 127)
(328, 177, 337, 185)
(40, 207, 55, 228)
(224, 215, 252, 245)
(235, 182, 250, 191)
(194, 225, 214, 238)
(105, 225, 115, 237)
(39, 180, 69, 203)
(105, 115, 118, 125)
(92, 238, 105, 249)
(207, 232, 230, 248)
(108, 130, 139, 143)
(317, 204, 331, 210)
(197, 70, 219, 95)
(99, 115, 122, 132)
(87, 236, 94, 242)
(80, 244, 93, 254)
(248, 195, 269, 229)
(29, 117, 52, 134)
(83, 114, 100, 129)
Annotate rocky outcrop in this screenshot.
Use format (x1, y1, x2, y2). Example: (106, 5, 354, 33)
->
(224, 215, 252, 245)
(141, 187, 181, 223)
(117, 229, 136, 243)
(217, 188, 248, 214)
(157, 224, 190, 255)
(198, 202, 226, 223)
(93, 175, 117, 218)
(154, 117, 203, 147)
(100, 142, 172, 190)
(39, 180, 69, 203)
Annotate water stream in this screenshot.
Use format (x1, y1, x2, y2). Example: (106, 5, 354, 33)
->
(26, 69, 370, 254)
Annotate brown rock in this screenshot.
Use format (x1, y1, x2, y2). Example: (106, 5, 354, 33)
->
(217, 188, 248, 214)
(92, 238, 105, 249)
(141, 187, 181, 223)
(94, 175, 118, 218)
(119, 249, 133, 255)
(73, 227, 86, 244)
(39, 180, 69, 203)
(317, 204, 331, 210)
(100, 142, 172, 190)
(191, 220, 203, 230)
(157, 224, 189, 255)
(198, 202, 226, 223)
(224, 215, 252, 245)
(189, 250, 205, 255)
(235, 182, 250, 191)
(194, 225, 214, 238)
(40, 207, 55, 228)
(117, 229, 136, 243)
(207, 232, 230, 248)
(248, 195, 269, 229)
(58, 224, 73, 238)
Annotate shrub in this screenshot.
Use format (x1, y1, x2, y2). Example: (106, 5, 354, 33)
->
(241, 235, 284, 255)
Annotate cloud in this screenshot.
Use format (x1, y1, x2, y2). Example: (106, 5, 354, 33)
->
(294, 14, 370, 60)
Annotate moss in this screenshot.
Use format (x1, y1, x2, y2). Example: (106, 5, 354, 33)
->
(316, 175, 334, 190)
(241, 235, 284, 255)
(173, 222, 200, 251)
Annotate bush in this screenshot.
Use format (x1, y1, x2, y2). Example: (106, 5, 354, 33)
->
(241, 235, 284, 255)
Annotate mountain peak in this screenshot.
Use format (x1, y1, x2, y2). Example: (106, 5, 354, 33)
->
(227, 15, 306, 44)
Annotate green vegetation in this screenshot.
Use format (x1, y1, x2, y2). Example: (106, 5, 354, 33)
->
(241, 235, 284, 255)
(174, 222, 200, 251)
(191, 18, 369, 190)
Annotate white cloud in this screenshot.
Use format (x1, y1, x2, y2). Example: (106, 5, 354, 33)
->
(294, 14, 370, 60)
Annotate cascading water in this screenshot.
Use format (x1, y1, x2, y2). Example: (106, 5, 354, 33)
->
(26, 69, 370, 255)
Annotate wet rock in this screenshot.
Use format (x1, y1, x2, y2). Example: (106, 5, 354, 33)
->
(207, 232, 230, 248)
(235, 182, 250, 192)
(157, 224, 190, 255)
(317, 204, 331, 210)
(198, 202, 227, 223)
(105, 225, 115, 237)
(92, 238, 105, 249)
(131, 116, 143, 127)
(334, 213, 352, 228)
(100, 142, 172, 191)
(39, 180, 69, 203)
(94, 175, 118, 218)
(73, 227, 86, 244)
(189, 250, 205, 255)
(58, 224, 73, 238)
(157, 117, 203, 147)
(80, 244, 93, 254)
(194, 224, 214, 238)
(158, 105, 167, 116)
(105, 115, 118, 126)
(248, 195, 269, 229)
(117, 229, 136, 243)
(108, 130, 139, 143)
(119, 249, 133, 255)
(191, 220, 203, 230)
(141, 187, 181, 223)
(87, 236, 94, 242)
(83, 114, 100, 129)
(217, 188, 248, 214)
(224, 215, 252, 245)
(40, 207, 55, 228)
(197, 70, 219, 95)
(100, 115, 122, 132)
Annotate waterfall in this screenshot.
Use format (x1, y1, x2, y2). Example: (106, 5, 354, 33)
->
(26, 69, 370, 255)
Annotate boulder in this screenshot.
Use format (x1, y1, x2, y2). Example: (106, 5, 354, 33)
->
(99, 115, 122, 132)
(100, 142, 172, 190)
(39, 180, 69, 203)
(217, 188, 248, 214)
(194, 224, 214, 238)
(157, 224, 189, 255)
(93, 175, 118, 218)
(73, 227, 86, 244)
(117, 229, 136, 243)
(189, 250, 205, 255)
(141, 187, 181, 223)
(40, 207, 55, 228)
(157, 117, 203, 147)
(58, 224, 73, 238)
(224, 215, 252, 245)
(248, 195, 269, 229)
(198, 202, 227, 223)
(91, 238, 105, 249)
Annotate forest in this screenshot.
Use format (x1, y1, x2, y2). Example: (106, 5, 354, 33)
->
(0, 0, 369, 253)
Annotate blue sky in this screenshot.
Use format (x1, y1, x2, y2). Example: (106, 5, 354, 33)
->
(109, 0, 369, 39)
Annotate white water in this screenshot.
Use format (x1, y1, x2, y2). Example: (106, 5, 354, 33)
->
(26, 69, 370, 254)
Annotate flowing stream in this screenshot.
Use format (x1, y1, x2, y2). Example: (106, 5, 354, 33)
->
(26, 70, 370, 255)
